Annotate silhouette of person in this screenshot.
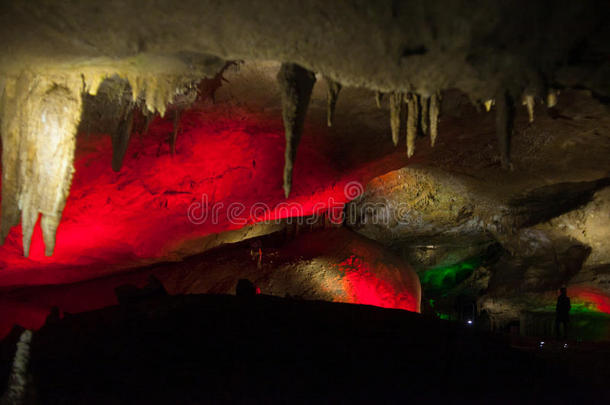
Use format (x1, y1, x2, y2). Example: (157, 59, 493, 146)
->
(555, 287, 571, 339)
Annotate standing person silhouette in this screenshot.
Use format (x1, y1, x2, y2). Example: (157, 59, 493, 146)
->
(555, 287, 571, 340)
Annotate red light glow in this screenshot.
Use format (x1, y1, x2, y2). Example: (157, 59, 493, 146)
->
(0, 105, 406, 287)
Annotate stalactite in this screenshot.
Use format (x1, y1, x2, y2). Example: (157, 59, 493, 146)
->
(547, 89, 559, 108)
(484, 99, 494, 112)
(405, 93, 419, 158)
(277, 63, 316, 198)
(111, 106, 134, 172)
(0, 73, 83, 256)
(429, 92, 440, 147)
(523, 94, 535, 123)
(142, 111, 155, 135)
(0, 76, 22, 249)
(170, 109, 182, 155)
(495, 90, 515, 170)
(375, 91, 383, 108)
(125, 74, 194, 117)
(324, 77, 342, 127)
(389, 92, 403, 146)
(420, 95, 430, 136)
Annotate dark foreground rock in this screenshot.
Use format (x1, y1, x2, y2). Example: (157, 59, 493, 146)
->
(5, 294, 608, 403)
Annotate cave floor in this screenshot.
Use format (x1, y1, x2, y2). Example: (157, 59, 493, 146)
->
(2, 293, 609, 404)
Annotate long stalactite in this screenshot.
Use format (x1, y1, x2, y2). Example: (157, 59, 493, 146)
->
(495, 90, 515, 170)
(420, 95, 430, 136)
(111, 102, 135, 172)
(389, 92, 403, 146)
(405, 93, 419, 158)
(277, 63, 316, 198)
(430, 92, 440, 147)
(324, 77, 342, 127)
(0, 73, 83, 256)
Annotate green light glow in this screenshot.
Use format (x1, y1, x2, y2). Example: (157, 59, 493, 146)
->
(538, 302, 608, 315)
(418, 257, 482, 295)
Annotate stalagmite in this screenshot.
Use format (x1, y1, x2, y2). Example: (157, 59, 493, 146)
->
(0, 329, 33, 405)
(405, 93, 419, 158)
(277, 63, 316, 198)
(0, 74, 83, 256)
(111, 105, 135, 172)
(523, 94, 535, 123)
(389, 92, 403, 146)
(420, 96, 430, 136)
(324, 77, 342, 127)
(375, 91, 383, 108)
(495, 90, 515, 170)
(429, 92, 440, 147)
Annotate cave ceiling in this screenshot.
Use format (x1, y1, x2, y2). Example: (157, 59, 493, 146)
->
(0, 0, 609, 285)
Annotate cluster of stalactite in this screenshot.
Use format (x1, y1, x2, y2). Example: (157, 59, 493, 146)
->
(0, 71, 202, 257)
(276, 63, 564, 197)
(482, 88, 559, 169)
(0, 61, 565, 257)
(383, 91, 442, 157)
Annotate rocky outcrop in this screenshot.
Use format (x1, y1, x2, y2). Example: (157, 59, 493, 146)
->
(345, 87, 610, 327)
(0, 228, 421, 339)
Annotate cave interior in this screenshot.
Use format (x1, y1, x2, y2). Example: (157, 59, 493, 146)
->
(1, 1, 610, 402)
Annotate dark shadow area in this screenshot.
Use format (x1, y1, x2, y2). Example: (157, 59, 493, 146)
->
(2, 293, 607, 403)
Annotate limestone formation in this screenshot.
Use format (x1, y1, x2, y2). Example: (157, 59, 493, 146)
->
(375, 91, 383, 109)
(277, 63, 316, 198)
(420, 95, 430, 136)
(429, 93, 440, 147)
(0, 329, 33, 405)
(0, 0, 606, 267)
(523, 94, 535, 123)
(0, 73, 83, 257)
(547, 89, 559, 108)
(484, 100, 494, 112)
(389, 92, 403, 146)
(405, 93, 420, 158)
(324, 77, 342, 127)
(495, 90, 515, 170)
(111, 104, 135, 172)
(170, 109, 181, 155)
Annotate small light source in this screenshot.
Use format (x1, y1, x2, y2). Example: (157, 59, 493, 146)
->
(467, 320, 473, 325)
(563, 343, 568, 349)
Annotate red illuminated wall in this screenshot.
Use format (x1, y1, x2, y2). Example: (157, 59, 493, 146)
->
(0, 104, 406, 287)
(0, 227, 421, 339)
(570, 286, 610, 314)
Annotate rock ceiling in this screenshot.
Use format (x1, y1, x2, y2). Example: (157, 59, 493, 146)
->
(0, 1, 608, 276)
